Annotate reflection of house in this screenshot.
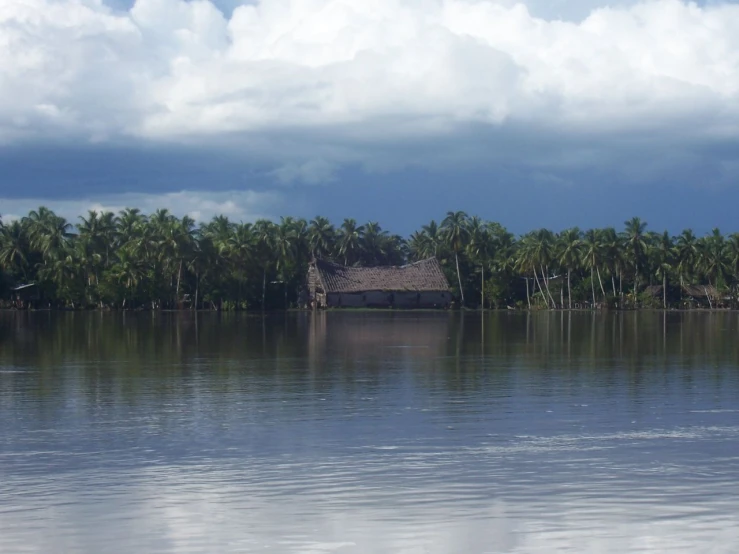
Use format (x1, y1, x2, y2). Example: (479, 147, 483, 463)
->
(307, 312, 454, 365)
(307, 258, 451, 309)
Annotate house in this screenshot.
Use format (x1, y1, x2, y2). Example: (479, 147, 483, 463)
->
(682, 284, 724, 308)
(307, 258, 452, 309)
(10, 283, 40, 309)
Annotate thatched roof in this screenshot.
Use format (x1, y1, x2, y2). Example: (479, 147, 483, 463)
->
(682, 284, 721, 298)
(11, 283, 37, 291)
(644, 285, 663, 297)
(311, 258, 450, 293)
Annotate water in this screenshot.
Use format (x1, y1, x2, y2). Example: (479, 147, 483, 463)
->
(1, 311, 739, 553)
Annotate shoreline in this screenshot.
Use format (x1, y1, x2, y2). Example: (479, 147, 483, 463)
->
(1, 307, 735, 314)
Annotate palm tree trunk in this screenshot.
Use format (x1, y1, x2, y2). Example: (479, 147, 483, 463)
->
(480, 264, 484, 311)
(194, 273, 199, 311)
(596, 266, 606, 298)
(663, 274, 667, 309)
(525, 276, 531, 310)
(533, 269, 545, 308)
(591, 266, 596, 308)
(560, 280, 563, 309)
(611, 274, 617, 296)
(262, 268, 267, 311)
(175, 259, 182, 309)
(455, 252, 465, 306)
(567, 269, 572, 310)
(540, 265, 556, 308)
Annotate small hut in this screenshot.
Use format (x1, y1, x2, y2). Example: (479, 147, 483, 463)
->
(307, 258, 451, 309)
(682, 284, 723, 308)
(11, 283, 40, 309)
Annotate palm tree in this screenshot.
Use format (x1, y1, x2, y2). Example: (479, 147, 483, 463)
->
(111, 248, 145, 308)
(581, 229, 606, 307)
(466, 217, 494, 309)
(308, 216, 335, 259)
(515, 233, 541, 310)
(557, 228, 581, 309)
(530, 228, 558, 308)
(623, 217, 648, 299)
(273, 217, 297, 308)
(225, 222, 256, 308)
(254, 219, 276, 309)
(653, 231, 674, 309)
(600, 227, 623, 298)
(338, 218, 364, 266)
(0, 220, 31, 281)
(441, 211, 469, 305)
(421, 221, 442, 257)
(24, 207, 73, 262)
(153, 213, 196, 307)
(675, 229, 698, 291)
(408, 231, 430, 261)
(725, 233, 739, 306)
(77, 210, 118, 298)
(696, 228, 727, 291)
(361, 221, 386, 266)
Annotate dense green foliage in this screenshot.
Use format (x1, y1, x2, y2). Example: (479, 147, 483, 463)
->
(1, 208, 738, 309)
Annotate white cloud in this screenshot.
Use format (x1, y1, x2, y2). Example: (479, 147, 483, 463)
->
(2, 463, 739, 553)
(0, 189, 285, 224)
(2, 0, 739, 180)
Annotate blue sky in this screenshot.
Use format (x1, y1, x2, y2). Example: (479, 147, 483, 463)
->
(2, 0, 739, 236)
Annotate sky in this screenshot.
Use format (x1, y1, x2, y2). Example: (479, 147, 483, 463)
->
(2, 0, 739, 236)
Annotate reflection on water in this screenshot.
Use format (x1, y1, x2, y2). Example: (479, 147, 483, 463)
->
(1, 312, 739, 553)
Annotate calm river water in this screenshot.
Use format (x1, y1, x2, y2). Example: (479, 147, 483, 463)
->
(1, 311, 739, 553)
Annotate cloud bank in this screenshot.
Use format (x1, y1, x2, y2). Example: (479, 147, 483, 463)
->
(0, 189, 283, 224)
(3, 1, 739, 150)
(3, 0, 739, 229)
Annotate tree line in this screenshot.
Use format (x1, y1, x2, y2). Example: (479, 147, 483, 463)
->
(1, 208, 738, 310)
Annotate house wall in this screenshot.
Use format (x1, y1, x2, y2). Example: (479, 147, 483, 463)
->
(307, 265, 321, 295)
(325, 291, 450, 308)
